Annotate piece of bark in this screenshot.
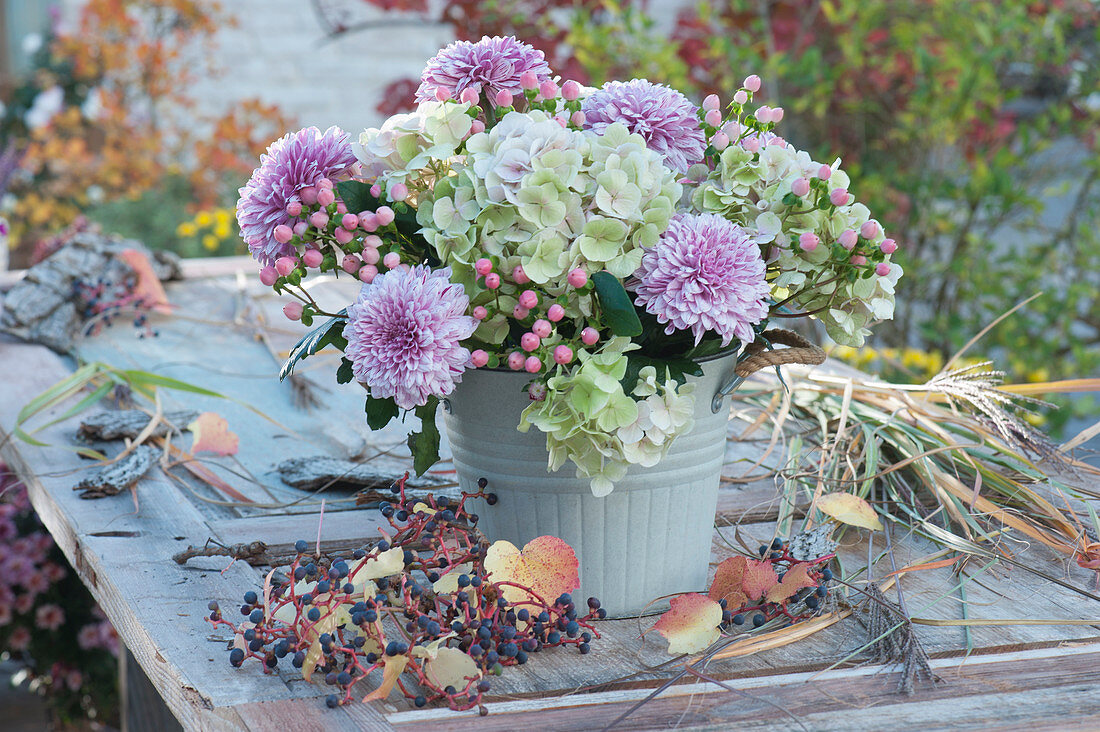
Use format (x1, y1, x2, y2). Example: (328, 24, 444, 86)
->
(76, 445, 160, 498)
(78, 410, 198, 441)
(276, 456, 451, 492)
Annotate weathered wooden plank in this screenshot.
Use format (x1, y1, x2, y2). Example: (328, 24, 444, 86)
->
(233, 698, 394, 732)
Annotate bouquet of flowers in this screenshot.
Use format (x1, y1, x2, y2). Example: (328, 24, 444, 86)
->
(237, 36, 902, 495)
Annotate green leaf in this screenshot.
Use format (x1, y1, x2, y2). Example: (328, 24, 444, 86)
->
(336, 180, 378, 215)
(336, 358, 355, 385)
(407, 397, 441, 476)
(365, 395, 399, 431)
(621, 354, 703, 393)
(280, 310, 348, 380)
(592, 271, 642, 337)
(122, 370, 225, 398)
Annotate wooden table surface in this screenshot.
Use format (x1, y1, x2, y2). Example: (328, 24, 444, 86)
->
(3, 258, 1100, 731)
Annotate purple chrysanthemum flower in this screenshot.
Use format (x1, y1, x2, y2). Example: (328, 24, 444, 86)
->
(581, 79, 706, 174)
(342, 266, 478, 410)
(634, 213, 769, 346)
(236, 126, 357, 266)
(416, 36, 552, 104)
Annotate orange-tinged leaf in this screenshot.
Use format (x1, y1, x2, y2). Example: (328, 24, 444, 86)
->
(765, 562, 818, 604)
(412, 641, 480, 689)
(741, 558, 779, 602)
(653, 593, 722, 655)
(817, 492, 883, 531)
(484, 536, 579, 605)
(187, 412, 239, 456)
(118, 248, 171, 313)
(362, 654, 409, 702)
(708, 556, 750, 608)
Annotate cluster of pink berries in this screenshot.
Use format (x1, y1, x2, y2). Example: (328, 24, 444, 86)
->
(467, 258, 600, 377)
(699, 75, 784, 153)
(435, 71, 587, 131)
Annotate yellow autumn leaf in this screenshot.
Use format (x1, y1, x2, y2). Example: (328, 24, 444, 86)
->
(432, 563, 473, 594)
(412, 641, 480, 689)
(484, 536, 579, 605)
(652, 593, 722, 655)
(816, 492, 883, 531)
(362, 654, 409, 702)
(187, 412, 239, 456)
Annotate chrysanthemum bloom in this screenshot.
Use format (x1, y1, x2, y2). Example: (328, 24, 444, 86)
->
(236, 127, 357, 266)
(581, 79, 706, 174)
(342, 266, 477, 409)
(35, 603, 65, 631)
(634, 213, 769, 345)
(416, 36, 552, 104)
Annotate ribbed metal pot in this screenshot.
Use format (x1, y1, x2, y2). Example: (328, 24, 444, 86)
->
(442, 351, 737, 617)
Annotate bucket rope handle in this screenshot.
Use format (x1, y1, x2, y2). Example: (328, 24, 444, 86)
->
(711, 329, 826, 413)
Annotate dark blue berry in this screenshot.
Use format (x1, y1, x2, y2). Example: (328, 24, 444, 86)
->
(816, 585, 827, 598)
(243, 590, 258, 605)
(477, 679, 491, 692)
(500, 642, 518, 657)
(515, 650, 528, 664)
(326, 695, 340, 708)
(469, 644, 483, 657)
(547, 631, 561, 644)
(396, 511, 408, 521)
(805, 596, 820, 609)
(229, 648, 245, 666)
(294, 539, 309, 554)
(752, 614, 766, 628)
(414, 695, 427, 708)
(470, 576, 483, 588)
(822, 567, 833, 581)
(377, 540, 390, 551)
(294, 566, 307, 581)
(316, 580, 331, 594)
(336, 671, 352, 686)
(249, 608, 264, 624)
(565, 620, 580, 637)
(485, 492, 498, 505)
(343, 583, 355, 594)
(248, 638, 263, 652)
(307, 607, 321, 622)
(579, 642, 591, 654)
(771, 537, 784, 550)
(292, 651, 305, 668)
(485, 651, 499, 665)
(208, 600, 219, 611)
(758, 545, 768, 556)
(458, 574, 471, 588)
(733, 613, 745, 625)
(243, 628, 256, 641)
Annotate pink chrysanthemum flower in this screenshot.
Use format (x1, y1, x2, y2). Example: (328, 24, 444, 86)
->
(581, 79, 706, 174)
(35, 603, 65, 631)
(343, 266, 477, 410)
(236, 127, 357, 266)
(416, 36, 552, 103)
(634, 213, 769, 346)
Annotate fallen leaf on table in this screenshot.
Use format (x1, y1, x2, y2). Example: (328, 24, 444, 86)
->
(765, 562, 819, 604)
(412, 639, 481, 689)
(362, 654, 409, 701)
(817, 492, 884, 531)
(187, 412, 239, 456)
(741, 558, 780, 602)
(708, 556, 750, 608)
(118, 248, 171, 313)
(484, 535, 579, 605)
(653, 593, 722, 654)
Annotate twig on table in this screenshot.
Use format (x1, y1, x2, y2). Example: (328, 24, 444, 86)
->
(173, 539, 269, 566)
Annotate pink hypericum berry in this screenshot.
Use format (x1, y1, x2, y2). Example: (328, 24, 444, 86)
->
(341, 213, 359, 230)
(512, 264, 530, 284)
(733, 90, 748, 105)
(472, 305, 488, 320)
(553, 345, 574, 365)
(722, 120, 741, 137)
(390, 183, 409, 202)
(300, 186, 319, 205)
(293, 221, 308, 237)
(259, 266, 278, 286)
(336, 201, 348, 215)
(494, 89, 513, 107)
(799, 232, 819, 252)
(880, 238, 898, 254)
(744, 74, 762, 93)
(711, 131, 730, 151)
(382, 252, 401, 269)
(470, 119, 486, 134)
(358, 212, 378, 231)
(484, 273, 501, 289)
(772, 107, 785, 122)
(317, 188, 336, 207)
(460, 88, 480, 105)
(702, 93, 720, 112)
(829, 188, 850, 206)
(435, 87, 451, 102)
(839, 229, 858, 250)
(567, 268, 588, 288)
(704, 108, 723, 127)
(275, 256, 298, 277)
(302, 249, 323, 268)
(341, 255, 360, 273)
(286, 201, 303, 217)
(581, 327, 599, 346)
(310, 211, 329, 229)
(519, 289, 538, 309)
(860, 220, 880, 239)
(283, 301, 303, 321)
(508, 352, 526, 370)
(532, 319, 552, 338)
(318, 178, 334, 190)
(547, 303, 565, 322)
(742, 136, 762, 153)
(521, 332, 541, 351)
(875, 262, 892, 276)
(475, 258, 493, 276)
(334, 227, 353, 245)
(364, 234, 383, 249)
(539, 80, 559, 99)
(756, 105, 772, 123)
(791, 178, 810, 197)
(471, 349, 489, 368)
(851, 255, 868, 266)
(358, 264, 378, 283)
(562, 80, 583, 101)
(817, 164, 833, 180)
(370, 183, 382, 197)
(524, 356, 542, 374)
(273, 224, 294, 244)
(570, 110, 586, 126)
(375, 206, 395, 226)
(513, 305, 530, 319)
(520, 70, 540, 90)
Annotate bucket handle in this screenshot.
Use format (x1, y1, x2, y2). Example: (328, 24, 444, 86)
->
(711, 329, 826, 412)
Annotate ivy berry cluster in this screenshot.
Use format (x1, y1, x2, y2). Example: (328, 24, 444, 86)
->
(207, 475, 603, 714)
